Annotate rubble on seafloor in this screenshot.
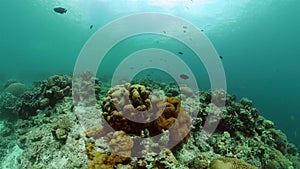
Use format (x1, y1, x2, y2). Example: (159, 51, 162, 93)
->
(0, 74, 299, 169)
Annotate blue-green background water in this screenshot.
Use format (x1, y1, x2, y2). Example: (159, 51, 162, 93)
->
(1, 0, 299, 148)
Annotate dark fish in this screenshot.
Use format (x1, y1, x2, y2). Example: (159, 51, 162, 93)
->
(180, 74, 189, 80)
(54, 7, 67, 14)
(90, 25, 93, 29)
(178, 51, 183, 55)
(219, 55, 223, 59)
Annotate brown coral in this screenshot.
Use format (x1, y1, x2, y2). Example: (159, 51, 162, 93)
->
(86, 143, 130, 169)
(152, 97, 190, 147)
(107, 130, 134, 157)
(85, 127, 107, 139)
(102, 83, 151, 135)
(101, 83, 190, 153)
(209, 157, 258, 169)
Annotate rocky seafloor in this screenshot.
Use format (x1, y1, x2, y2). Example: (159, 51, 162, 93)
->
(0, 73, 299, 169)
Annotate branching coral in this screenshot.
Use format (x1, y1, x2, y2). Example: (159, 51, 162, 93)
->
(17, 75, 72, 119)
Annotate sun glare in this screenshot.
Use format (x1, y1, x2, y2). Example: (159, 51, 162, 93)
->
(148, 0, 178, 8)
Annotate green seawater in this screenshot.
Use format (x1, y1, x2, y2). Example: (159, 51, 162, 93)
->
(0, 0, 300, 149)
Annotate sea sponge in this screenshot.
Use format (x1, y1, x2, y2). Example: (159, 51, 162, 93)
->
(209, 157, 258, 169)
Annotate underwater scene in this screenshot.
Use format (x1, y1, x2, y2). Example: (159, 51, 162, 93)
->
(0, 0, 300, 169)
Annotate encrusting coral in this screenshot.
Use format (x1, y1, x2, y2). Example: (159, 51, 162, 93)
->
(17, 74, 72, 119)
(209, 157, 258, 169)
(86, 143, 131, 169)
(107, 130, 134, 157)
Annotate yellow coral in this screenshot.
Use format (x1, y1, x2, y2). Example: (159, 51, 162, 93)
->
(85, 127, 107, 139)
(107, 130, 134, 157)
(209, 157, 258, 169)
(101, 84, 190, 151)
(86, 143, 130, 169)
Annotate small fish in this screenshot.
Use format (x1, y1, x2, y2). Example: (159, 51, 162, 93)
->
(219, 55, 223, 59)
(53, 7, 67, 14)
(90, 25, 93, 29)
(178, 51, 183, 55)
(183, 25, 188, 29)
(180, 74, 189, 80)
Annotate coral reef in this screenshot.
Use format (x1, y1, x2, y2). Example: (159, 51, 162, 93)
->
(15, 99, 89, 168)
(151, 97, 190, 149)
(131, 149, 189, 169)
(72, 71, 101, 106)
(4, 82, 26, 97)
(101, 83, 151, 135)
(209, 157, 258, 169)
(0, 92, 19, 120)
(86, 143, 130, 169)
(101, 83, 190, 152)
(0, 75, 299, 169)
(17, 74, 72, 119)
(51, 115, 73, 144)
(40, 75, 72, 105)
